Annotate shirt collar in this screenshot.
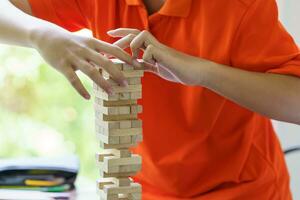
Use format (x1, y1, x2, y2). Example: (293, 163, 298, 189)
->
(125, 0, 193, 18)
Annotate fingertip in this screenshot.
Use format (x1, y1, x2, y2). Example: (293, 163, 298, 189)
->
(107, 30, 116, 36)
(122, 80, 129, 87)
(107, 88, 114, 96)
(84, 93, 91, 100)
(132, 59, 143, 69)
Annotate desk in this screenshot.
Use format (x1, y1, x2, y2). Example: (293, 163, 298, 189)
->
(0, 188, 99, 200)
(75, 188, 98, 200)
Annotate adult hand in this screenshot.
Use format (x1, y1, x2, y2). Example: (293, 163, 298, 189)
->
(107, 28, 208, 85)
(32, 27, 135, 99)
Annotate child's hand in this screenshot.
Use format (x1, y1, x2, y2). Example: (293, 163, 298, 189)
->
(31, 27, 134, 99)
(108, 28, 206, 86)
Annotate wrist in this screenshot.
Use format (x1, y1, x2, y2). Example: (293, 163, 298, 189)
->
(28, 24, 68, 49)
(28, 25, 47, 49)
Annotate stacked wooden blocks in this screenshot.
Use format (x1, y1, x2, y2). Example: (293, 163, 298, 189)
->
(94, 59, 143, 200)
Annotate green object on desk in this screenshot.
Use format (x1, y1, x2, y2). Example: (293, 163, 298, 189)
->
(0, 184, 71, 192)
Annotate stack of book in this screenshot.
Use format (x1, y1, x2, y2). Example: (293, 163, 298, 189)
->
(0, 156, 79, 199)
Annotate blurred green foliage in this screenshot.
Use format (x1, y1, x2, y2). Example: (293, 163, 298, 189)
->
(0, 45, 97, 181)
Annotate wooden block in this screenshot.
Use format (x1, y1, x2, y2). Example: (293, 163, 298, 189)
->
(97, 149, 131, 160)
(98, 190, 118, 200)
(97, 178, 115, 190)
(130, 92, 142, 99)
(100, 141, 138, 149)
(130, 105, 142, 114)
(106, 107, 119, 115)
(94, 84, 142, 93)
(118, 149, 132, 158)
(103, 100, 137, 107)
(102, 114, 138, 121)
(128, 193, 142, 200)
(98, 178, 132, 188)
(98, 162, 120, 173)
(98, 162, 141, 174)
(118, 164, 141, 173)
(94, 104, 119, 115)
(96, 120, 120, 130)
(103, 70, 144, 79)
(111, 85, 142, 93)
(119, 92, 131, 100)
(128, 78, 141, 85)
(99, 155, 142, 173)
(104, 155, 141, 167)
(98, 134, 120, 144)
(95, 91, 119, 101)
(112, 62, 123, 71)
(103, 183, 142, 195)
(110, 58, 124, 64)
(122, 63, 134, 71)
(113, 178, 132, 187)
(96, 120, 142, 131)
(131, 120, 142, 128)
(118, 106, 131, 115)
(120, 136, 131, 144)
(95, 90, 140, 101)
(95, 97, 136, 107)
(96, 152, 115, 162)
(100, 170, 136, 178)
(102, 77, 141, 88)
(120, 121, 132, 129)
(131, 135, 143, 143)
(95, 104, 141, 116)
(98, 134, 140, 145)
(96, 124, 142, 136)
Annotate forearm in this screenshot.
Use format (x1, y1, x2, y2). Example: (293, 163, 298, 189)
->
(0, 0, 65, 48)
(200, 61, 300, 124)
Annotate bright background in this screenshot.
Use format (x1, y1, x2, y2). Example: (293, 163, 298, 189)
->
(0, 0, 299, 198)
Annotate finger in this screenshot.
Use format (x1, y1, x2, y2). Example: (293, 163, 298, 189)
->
(142, 61, 159, 74)
(143, 45, 156, 64)
(63, 68, 90, 99)
(113, 34, 136, 50)
(107, 28, 140, 37)
(130, 31, 152, 58)
(91, 39, 133, 65)
(73, 59, 113, 95)
(84, 50, 128, 86)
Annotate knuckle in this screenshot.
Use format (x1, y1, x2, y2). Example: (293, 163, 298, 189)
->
(86, 67, 98, 76)
(130, 42, 137, 50)
(111, 45, 121, 52)
(141, 30, 149, 36)
(102, 59, 111, 67)
(147, 44, 154, 51)
(128, 34, 136, 39)
(68, 75, 78, 84)
(86, 38, 96, 47)
(72, 46, 85, 55)
(59, 58, 69, 67)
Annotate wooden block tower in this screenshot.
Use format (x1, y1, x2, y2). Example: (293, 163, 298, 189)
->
(94, 59, 143, 200)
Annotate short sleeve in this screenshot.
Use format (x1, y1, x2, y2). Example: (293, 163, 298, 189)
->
(231, 0, 300, 77)
(28, 0, 91, 32)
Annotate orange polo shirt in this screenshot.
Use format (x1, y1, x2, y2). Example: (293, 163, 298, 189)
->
(29, 0, 300, 199)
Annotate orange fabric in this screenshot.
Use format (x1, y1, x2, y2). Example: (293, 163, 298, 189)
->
(28, 0, 298, 199)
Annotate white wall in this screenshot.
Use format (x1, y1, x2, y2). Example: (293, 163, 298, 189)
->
(274, 1, 300, 199)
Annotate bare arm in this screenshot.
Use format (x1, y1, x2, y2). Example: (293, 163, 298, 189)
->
(9, 0, 32, 15)
(202, 63, 300, 124)
(110, 29, 300, 125)
(0, 0, 39, 47)
(0, 0, 136, 99)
